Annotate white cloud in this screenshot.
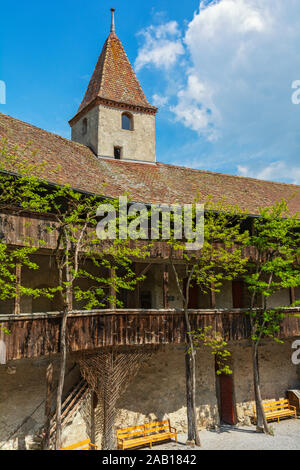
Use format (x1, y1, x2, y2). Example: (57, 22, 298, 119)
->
(152, 94, 169, 107)
(135, 1, 300, 184)
(171, 74, 220, 140)
(179, 0, 273, 138)
(135, 21, 184, 71)
(238, 161, 300, 185)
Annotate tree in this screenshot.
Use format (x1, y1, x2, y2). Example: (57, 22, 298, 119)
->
(243, 199, 300, 434)
(40, 185, 149, 449)
(190, 326, 232, 377)
(0, 140, 56, 312)
(168, 198, 249, 446)
(0, 139, 150, 449)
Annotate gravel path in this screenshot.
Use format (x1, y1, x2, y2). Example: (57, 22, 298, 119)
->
(143, 418, 300, 450)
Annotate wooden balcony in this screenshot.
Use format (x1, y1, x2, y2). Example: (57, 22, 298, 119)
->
(1, 308, 300, 362)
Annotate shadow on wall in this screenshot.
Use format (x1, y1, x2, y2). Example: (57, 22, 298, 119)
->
(114, 345, 219, 430)
(0, 357, 81, 449)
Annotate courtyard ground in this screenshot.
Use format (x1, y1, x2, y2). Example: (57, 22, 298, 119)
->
(142, 418, 300, 450)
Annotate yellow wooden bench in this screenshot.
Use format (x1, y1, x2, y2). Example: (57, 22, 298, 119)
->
(60, 439, 97, 450)
(116, 420, 177, 450)
(253, 399, 297, 423)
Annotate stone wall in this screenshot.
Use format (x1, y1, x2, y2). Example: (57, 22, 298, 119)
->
(114, 339, 300, 435)
(0, 356, 84, 450)
(115, 345, 218, 437)
(0, 338, 299, 449)
(97, 105, 156, 163)
(231, 338, 300, 424)
(71, 106, 99, 156)
(71, 104, 156, 163)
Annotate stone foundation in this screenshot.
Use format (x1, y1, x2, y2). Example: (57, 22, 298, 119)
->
(0, 339, 299, 449)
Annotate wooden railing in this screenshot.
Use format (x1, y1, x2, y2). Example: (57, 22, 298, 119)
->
(1, 308, 300, 362)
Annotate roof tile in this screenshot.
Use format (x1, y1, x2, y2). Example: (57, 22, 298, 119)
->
(0, 112, 299, 216)
(76, 32, 156, 115)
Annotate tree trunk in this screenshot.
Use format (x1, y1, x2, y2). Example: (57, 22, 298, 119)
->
(252, 342, 269, 434)
(185, 346, 194, 442)
(42, 362, 53, 450)
(55, 307, 68, 449)
(184, 308, 201, 447)
(169, 261, 201, 446)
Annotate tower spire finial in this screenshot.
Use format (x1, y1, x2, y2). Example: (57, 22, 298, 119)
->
(110, 8, 115, 33)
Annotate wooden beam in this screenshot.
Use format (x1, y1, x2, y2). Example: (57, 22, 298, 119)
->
(109, 268, 116, 309)
(90, 392, 97, 447)
(163, 264, 169, 309)
(134, 263, 140, 309)
(210, 283, 216, 309)
(290, 287, 296, 306)
(14, 264, 21, 314)
(2, 308, 300, 361)
(130, 263, 152, 309)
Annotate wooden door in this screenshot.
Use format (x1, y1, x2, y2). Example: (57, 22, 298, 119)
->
(232, 280, 244, 308)
(183, 279, 198, 308)
(219, 374, 236, 425)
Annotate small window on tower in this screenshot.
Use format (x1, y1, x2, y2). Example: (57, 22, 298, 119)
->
(82, 118, 88, 135)
(114, 147, 122, 159)
(122, 112, 133, 131)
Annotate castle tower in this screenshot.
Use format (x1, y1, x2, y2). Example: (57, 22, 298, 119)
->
(69, 9, 157, 163)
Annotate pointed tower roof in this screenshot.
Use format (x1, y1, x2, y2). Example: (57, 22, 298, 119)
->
(70, 9, 157, 125)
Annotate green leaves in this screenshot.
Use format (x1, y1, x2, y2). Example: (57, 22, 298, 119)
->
(0, 141, 152, 312)
(0, 324, 10, 335)
(189, 326, 232, 375)
(169, 197, 250, 298)
(244, 199, 300, 344)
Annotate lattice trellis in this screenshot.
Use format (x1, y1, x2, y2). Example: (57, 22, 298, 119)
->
(78, 346, 156, 449)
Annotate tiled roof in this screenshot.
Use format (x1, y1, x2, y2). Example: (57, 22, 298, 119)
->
(74, 32, 156, 118)
(0, 112, 299, 216)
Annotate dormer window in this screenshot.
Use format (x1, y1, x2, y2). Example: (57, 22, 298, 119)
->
(82, 118, 88, 135)
(122, 112, 133, 131)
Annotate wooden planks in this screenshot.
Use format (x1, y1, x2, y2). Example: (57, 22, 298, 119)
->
(116, 420, 177, 450)
(253, 399, 297, 423)
(1, 308, 300, 361)
(60, 438, 97, 450)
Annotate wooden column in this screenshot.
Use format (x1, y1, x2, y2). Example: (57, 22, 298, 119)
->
(90, 391, 97, 447)
(134, 263, 140, 309)
(14, 264, 21, 314)
(163, 264, 169, 309)
(210, 282, 216, 309)
(128, 263, 152, 309)
(290, 287, 296, 306)
(109, 268, 116, 309)
(42, 362, 53, 450)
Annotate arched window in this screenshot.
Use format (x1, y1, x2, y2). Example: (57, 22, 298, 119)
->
(122, 112, 133, 131)
(82, 118, 88, 135)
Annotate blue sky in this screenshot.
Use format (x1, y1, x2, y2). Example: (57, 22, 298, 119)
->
(1, 0, 300, 184)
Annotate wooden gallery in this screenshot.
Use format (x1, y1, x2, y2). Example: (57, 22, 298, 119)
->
(0, 12, 299, 450)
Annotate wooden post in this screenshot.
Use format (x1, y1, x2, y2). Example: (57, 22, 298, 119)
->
(129, 262, 152, 309)
(109, 268, 116, 309)
(14, 264, 21, 314)
(134, 263, 140, 309)
(42, 362, 53, 450)
(163, 264, 169, 309)
(210, 282, 216, 309)
(290, 287, 295, 306)
(90, 391, 97, 448)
